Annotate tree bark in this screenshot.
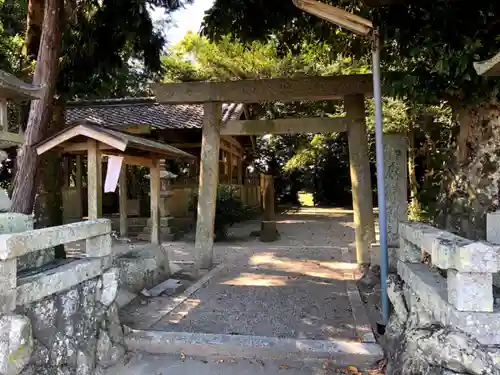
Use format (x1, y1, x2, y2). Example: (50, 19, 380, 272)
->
(34, 99, 65, 257)
(24, 0, 45, 63)
(10, 0, 63, 214)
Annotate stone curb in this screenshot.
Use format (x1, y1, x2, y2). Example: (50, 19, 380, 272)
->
(124, 330, 384, 370)
(340, 247, 377, 343)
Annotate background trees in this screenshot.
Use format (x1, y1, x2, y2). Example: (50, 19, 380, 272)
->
(199, 0, 500, 238)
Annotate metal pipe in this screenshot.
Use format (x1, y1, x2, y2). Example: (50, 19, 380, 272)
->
(371, 28, 390, 326)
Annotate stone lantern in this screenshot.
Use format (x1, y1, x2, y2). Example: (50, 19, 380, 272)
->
(0, 70, 45, 268)
(139, 160, 177, 241)
(0, 70, 44, 212)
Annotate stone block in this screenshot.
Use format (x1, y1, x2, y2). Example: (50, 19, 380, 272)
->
(0, 219, 111, 260)
(148, 278, 182, 297)
(76, 350, 94, 375)
(455, 242, 500, 273)
(113, 245, 170, 293)
(487, 211, 500, 245)
(397, 260, 500, 345)
(0, 213, 33, 234)
(397, 237, 421, 263)
(100, 255, 113, 270)
(0, 259, 16, 290)
(0, 289, 16, 313)
(16, 259, 103, 305)
(447, 270, 493, 312)
(0, 314, 33, 375)
(86, 234, 112, 258)
(100, 268, 119, 306)
(400, 221, 500, 273)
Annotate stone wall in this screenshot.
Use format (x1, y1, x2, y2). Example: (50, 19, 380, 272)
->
(387, 220, 500, 374)
(385, 275, 500, 375)
(0, 218, 126, 375)
(18, 270, 124, 375)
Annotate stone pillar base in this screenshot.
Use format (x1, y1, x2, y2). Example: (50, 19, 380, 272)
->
(447, 269, 493, 312)
(260, 221, 280, 242)
(138, 217, 175, 242)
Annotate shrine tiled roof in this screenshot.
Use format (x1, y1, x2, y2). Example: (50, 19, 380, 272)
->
(66, 98, 244, 130)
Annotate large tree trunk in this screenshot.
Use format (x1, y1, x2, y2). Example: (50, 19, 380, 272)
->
(35, 99, 65, 257)
(440, 99, 500, 239)
(24, 0, 45, 63)
(10, 0, 62, 214)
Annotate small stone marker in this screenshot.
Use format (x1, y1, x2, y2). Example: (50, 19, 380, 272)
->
(148, 278, 182, 297)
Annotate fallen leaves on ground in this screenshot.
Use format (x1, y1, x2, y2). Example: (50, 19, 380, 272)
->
(338, 365, 361, 374)
(367, 358, 387, 375)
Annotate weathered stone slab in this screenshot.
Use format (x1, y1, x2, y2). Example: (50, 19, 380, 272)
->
(100, 268, 119, 306)
(148, 278, 181, 297)
(399, 221, 500, 273)
(0, 213, 33, 233)
(16, 258, 103, 305)
(383, 133, 408, 248)
(398, 237, 421, 263)
(397, 260, 500, 345)
(0, 314, 33, 375)
(447, 270, 493, 312)
(86, 233, 112, 258)
(0, 219, 111, 260)
(124, 330, 384, 369)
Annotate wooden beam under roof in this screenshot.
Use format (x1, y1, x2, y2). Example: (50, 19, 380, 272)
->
(152, 74, 373, 104)
(220, 117, 347, 135)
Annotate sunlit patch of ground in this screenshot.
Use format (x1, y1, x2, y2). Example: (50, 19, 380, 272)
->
(298, 191, 315, 207)
(248, 252, 360, 281)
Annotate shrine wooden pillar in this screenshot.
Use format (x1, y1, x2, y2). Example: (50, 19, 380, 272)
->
(194, 102, 221, 269)
(345, 94, 375, 265)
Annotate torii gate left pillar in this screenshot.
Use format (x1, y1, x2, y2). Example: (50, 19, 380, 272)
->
(194, 102, 221, 270)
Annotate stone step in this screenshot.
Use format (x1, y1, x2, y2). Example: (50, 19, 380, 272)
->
(124, 330, 384, 370)
(103, 352, 376, 375)
(146, 217, 175, 226)
(137, 232, 175, 242)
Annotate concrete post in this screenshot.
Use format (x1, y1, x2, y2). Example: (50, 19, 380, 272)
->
(383, 133, 408, 251)
(195, 102, 221, 269)
(345, 94, 375, 265)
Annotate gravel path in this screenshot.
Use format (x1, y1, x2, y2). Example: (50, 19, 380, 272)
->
(154, 208, 365, 341)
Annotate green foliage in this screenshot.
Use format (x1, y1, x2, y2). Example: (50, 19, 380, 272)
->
(202, 0, 500, 106)
(58, 0, 191, 100)
(162, 32, 369, 83)
(0, 0, 26, 73)
(189, 185, 254, 240)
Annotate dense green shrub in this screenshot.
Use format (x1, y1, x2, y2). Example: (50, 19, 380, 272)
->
(189, 186, 256, 240)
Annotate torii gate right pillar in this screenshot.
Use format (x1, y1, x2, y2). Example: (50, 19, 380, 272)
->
(345, 94, 376, 265)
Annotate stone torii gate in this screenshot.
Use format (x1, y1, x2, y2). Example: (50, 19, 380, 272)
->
(153, 74, 379, 269)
